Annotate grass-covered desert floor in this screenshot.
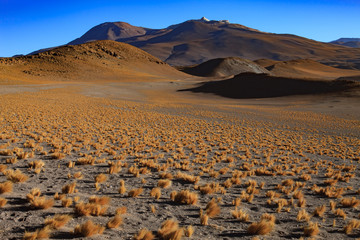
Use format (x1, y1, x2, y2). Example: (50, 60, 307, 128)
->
(0, 82, 359, 240)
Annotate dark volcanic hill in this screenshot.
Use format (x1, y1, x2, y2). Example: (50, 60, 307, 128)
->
(178, 57, 269, 77)
(67, 18, 360, 69)
(330, 38, 360, 48)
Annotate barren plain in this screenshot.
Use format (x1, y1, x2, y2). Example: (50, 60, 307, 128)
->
(0, 41, 360, 240)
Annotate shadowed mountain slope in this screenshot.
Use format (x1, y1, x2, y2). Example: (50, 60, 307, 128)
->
(180, 72, 360, 98)
(67, 19, 360, 69)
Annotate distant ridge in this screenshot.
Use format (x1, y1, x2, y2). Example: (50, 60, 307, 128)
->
(62, 18, 360, 69)
(330, 38, 360, 48)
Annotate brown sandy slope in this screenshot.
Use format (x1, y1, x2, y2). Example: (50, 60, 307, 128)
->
(0, 40, 188, 84)
(180, 72, 360, 98)
(177, 57, 269, 77)
(255, 59, 360, 80)
(68, 19, 360, 69)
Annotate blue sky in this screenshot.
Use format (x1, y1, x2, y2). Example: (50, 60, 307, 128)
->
(0, 0, 359, 57)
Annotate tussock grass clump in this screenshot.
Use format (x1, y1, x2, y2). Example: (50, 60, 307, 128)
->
(205, 199, 221, 218)
(158, 219, 183, 240)
(128, 188, 143, 198)
(200, 214, 208, 225)
(297, 209, 311, 222)
(74, 220, 105, 237)
(88, 196, 111, 205)
(313, 205, 326, 217)
(119, 180, 126, 194)
(45, 214, 72, 229)
(184, 225, 194, 237)
(0, 197, 7, 207)
(341, 197, 360, 208)
(344, 219, 360, 234)
(134, 228, 155, 240)
(28, 160, 45, 170)
(62, 182, 76, 194)
(334, 208, 347, 219)
(304, 222, 319, 237)
(116, 206, 127, 215)
(247, 214, 276, 235)
(30, 196, 54, 210)
(175, 172, 200, 184)
(231, 207, 249, 222)
(0, 181, 13, 194)
(150, 187, 161, 200)
(74, 202, 108, 216)
(174, 190, 198, 205)
(0, 164, 7, 173)
(61, 197, 73, 207)
(107, 215, 123, 229)
(159, 172, 173, 180)
(26, 188, 41, 202)
(6, 169, 28, 183)
(51, 152, 65, 159)
(158, 179, 172, 189)
(23, 226, 51, 240)
(95, 173, 107, 183)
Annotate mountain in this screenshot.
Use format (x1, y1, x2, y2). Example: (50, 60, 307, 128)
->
(0, 40, 187, 84)
(178, 57, 269, 77)
(330, 38, 360, 48)
(67, 18, 360, 69)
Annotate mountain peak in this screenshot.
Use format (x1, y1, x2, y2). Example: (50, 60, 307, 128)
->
(194, 17, 230, 24)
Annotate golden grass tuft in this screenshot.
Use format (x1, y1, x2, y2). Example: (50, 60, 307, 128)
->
(158, 179, 172, 189)
(134, 228, 155, 240)
(150, 187, 161, 200)
(200, 214, 208, 226)
(74, 202, 108, 216)
(88, 195, 111, 205)
(0, 181, 13, 194)
(23, 226, 51, 240)
(247, 213, 275, 235)
(61, 197, 73, 207)
(26, 188, 41, 202)
(158, 219, 183, 240)
(128, 188, 143, 198)
(184, 225, 194, 237)
(205, 199, 221, 218)
(231, 207, 249, 222)
(344, 219, 360, 234)
(74, 220, 105, 237)
(0, 164, 7, 173)
(174, 190, 198, 205)
(0, 197, 7, 207)
(116, 206, 127, 215)
(62, 182, 76, 194)
(30, 196, 54, 210)
(95, 173, 107, 183)
(313, 205, 326, 217)
(107, 215, 123, 229)
(45, 214, 72, 229)
(304, 222, 319, 237)
(297, 209, 311, 222)
(119, 180, 127, 194)
(6, 169, 28, 183)
(340, 197, 360, 208)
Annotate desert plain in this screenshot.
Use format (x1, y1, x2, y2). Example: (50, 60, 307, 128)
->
(0, 40, 360, 240)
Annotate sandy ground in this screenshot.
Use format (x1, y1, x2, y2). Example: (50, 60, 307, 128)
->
(0, 79, 360, 240)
